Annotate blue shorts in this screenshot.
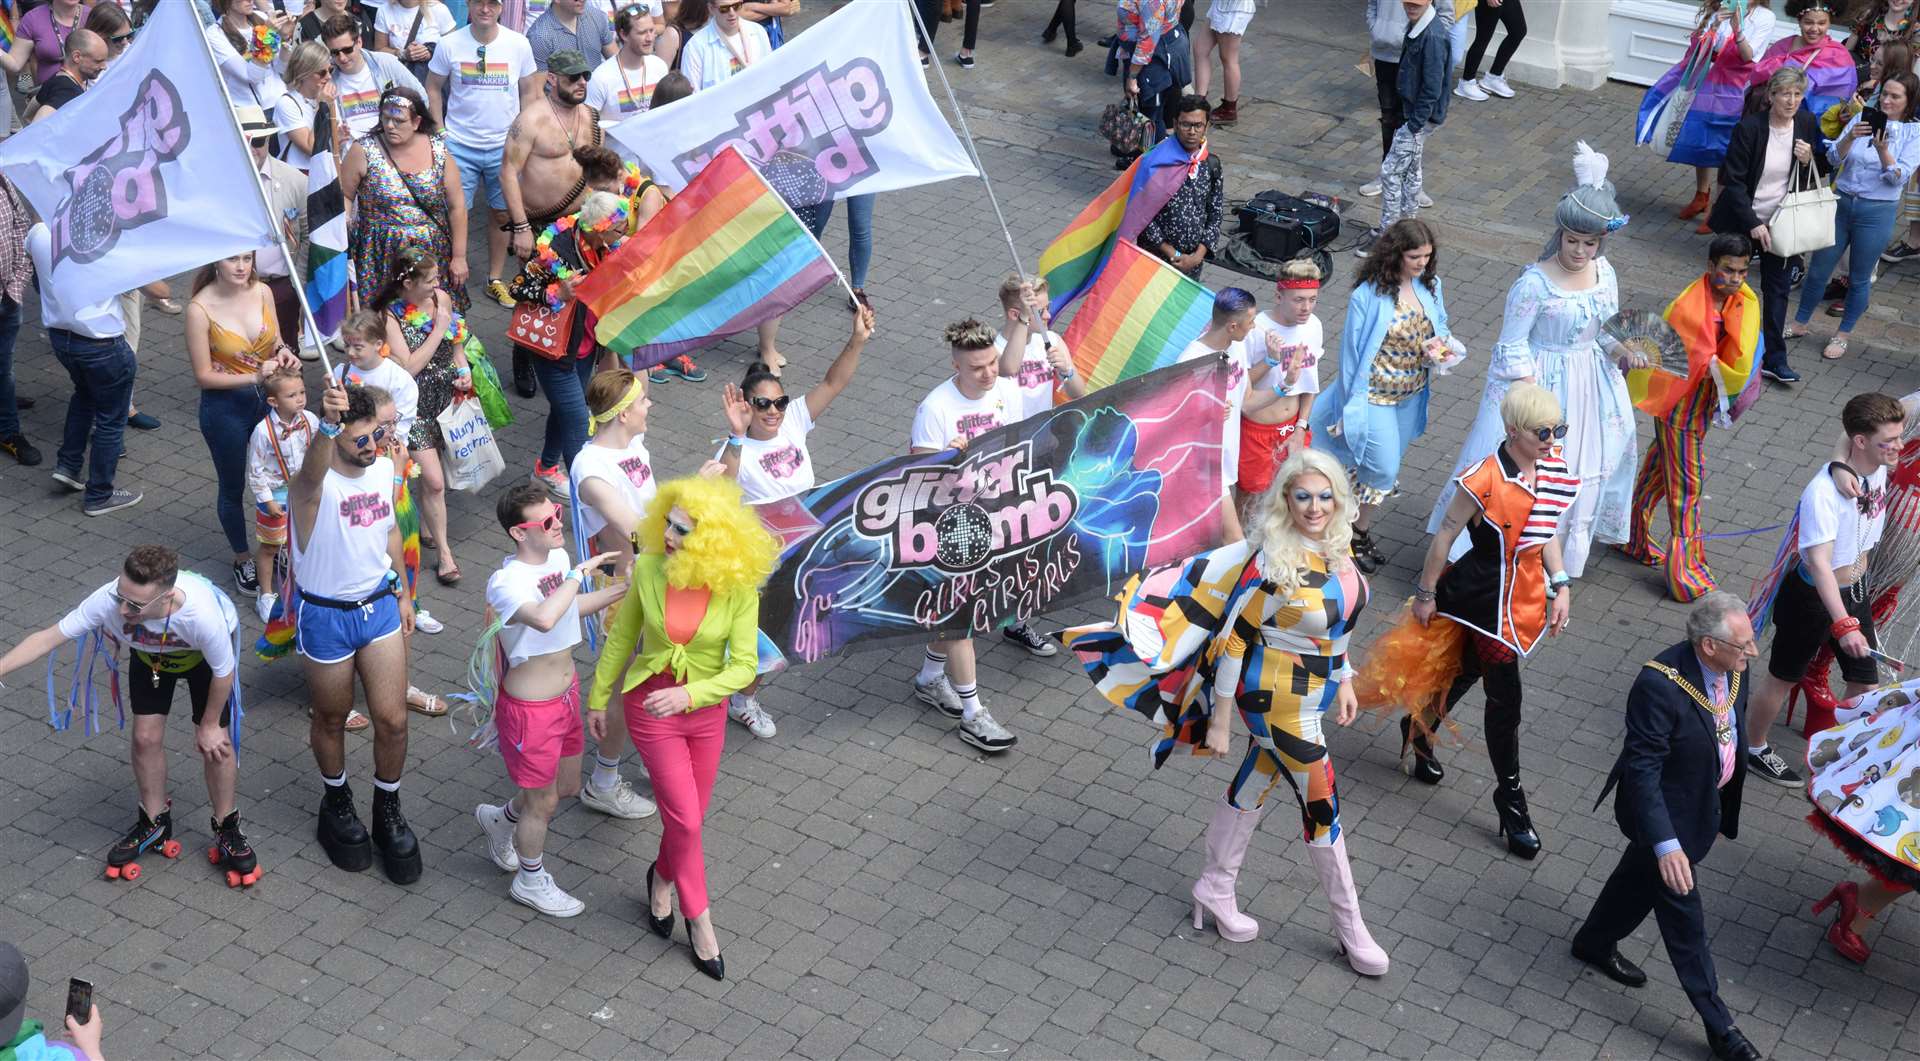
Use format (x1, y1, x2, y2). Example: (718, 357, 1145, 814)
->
(449, 137, 506, 212)
(295, 591, 402, 665)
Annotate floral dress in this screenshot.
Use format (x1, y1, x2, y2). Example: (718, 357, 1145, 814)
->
(1426, 259, 1630, 578)
(387, 301, 461, 449)
(351, 132, 469, 315)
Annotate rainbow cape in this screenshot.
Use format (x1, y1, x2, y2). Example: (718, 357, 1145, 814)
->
(1625, 275, 1760, 422)
(1060, 240, 1213, 390)
(574, 145, 835, 369)
(1038, 136, 1205, 318)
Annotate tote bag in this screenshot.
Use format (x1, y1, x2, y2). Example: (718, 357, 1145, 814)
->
(438, 396, 506, 492)
(1769, 159, 1837, 258)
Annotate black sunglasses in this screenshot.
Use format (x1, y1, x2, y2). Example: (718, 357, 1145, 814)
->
(749, 395, 791, 412)
(329, 43, 358, 57)
(1530, 423, 1570, 442)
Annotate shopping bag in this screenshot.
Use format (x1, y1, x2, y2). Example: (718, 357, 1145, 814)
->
(1769, 160, 1837, 258)
(464, 334, 514, 429)
(437, 396, 506, 492)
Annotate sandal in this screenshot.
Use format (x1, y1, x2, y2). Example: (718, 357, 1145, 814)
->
(1822, 335, 1849, 361)
(1785, 322, 1811, 338)
(434, 560, 461, 586)
(406, 686, 449, 717)
(345, 709, 371, 732)
(151, 297, 182, 315)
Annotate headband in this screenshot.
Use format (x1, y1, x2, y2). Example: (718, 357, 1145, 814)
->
(1276, 278, 1321, 290)
(579, 197, 632, 235)
(588, 378, 644, 435)
(1566, 194, 1630, 233)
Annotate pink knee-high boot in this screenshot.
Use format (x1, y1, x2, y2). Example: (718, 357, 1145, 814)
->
(1306, 835, 1389, 975)
(1191, 797, 1261, 942)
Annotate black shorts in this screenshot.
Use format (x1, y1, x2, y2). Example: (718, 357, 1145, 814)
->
(1767, 567, 1878, 686)
(128, 653, 228, 727)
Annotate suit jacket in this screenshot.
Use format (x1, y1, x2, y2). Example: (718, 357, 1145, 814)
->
(1709, 108, 1833, 237)
(1596, 641, 1749, 863)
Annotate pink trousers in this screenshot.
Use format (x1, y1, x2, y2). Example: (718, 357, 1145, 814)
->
(624, 673, 726, 919)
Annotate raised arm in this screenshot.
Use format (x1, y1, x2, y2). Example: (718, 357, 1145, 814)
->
(805, 306, 875, 420)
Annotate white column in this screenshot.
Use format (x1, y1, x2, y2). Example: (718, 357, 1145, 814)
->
(1472, 0, 1615, 90)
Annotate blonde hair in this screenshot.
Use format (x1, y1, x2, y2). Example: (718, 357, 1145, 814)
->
(1277, 258, 1322, 283)
(284, 40, 330, 87)
(577, 190, 626, 231)
(996, 272, 1043, 310)
(639, 476, 780, 596)
(943, 318, 996, 352)
(1500, 380, 1563, 433)
(1246, 449, 1356, 597)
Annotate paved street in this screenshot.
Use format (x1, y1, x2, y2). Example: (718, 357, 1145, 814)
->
(3, 4, 1920, 1058)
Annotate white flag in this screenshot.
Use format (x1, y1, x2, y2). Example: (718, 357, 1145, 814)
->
(0, 0, 280, 308)
(606, 0, 977, 204)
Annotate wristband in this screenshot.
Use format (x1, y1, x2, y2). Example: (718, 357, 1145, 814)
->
(455, 365, 471, 378)
(1548, 571, 1571, 588)
(1828, 460, 1858, 480)
(1056, 366, 1075, 380)
(1265, 356, 1282, 368)
(725, 435, 745, 448)
(565, 569, 583, 583)
(318, 421, 343, 438)
(1832, 616, 1863, 637)
(1412, 586, 1436, 602)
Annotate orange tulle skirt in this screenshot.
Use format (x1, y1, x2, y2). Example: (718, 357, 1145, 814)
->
(1352, 606, 1468, 747)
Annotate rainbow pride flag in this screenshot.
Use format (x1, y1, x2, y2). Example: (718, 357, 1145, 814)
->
(0, 0, 14, 49)
(574, 145, 835, 367)
(1038, 136, 1205, 318)
(1626, 276, 1760, 422)
(1060, 240, 1213, 391)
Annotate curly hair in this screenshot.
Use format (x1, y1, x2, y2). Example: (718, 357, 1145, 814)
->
(1353, 218, 1438, 295)
(1245, 449, 1355, 598)
(639, 476, 779, 596)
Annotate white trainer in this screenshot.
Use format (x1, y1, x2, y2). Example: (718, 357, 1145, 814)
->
(959, 708, 1018, 753)
(580, 778, 657, 819)
(255, 592, 277, 624)
(1358, 180, 1382, 197)
(1416, 190, 1434, 209)
(1481, 73, 1515, 98)
(913, 673, 965, 719)
(728, 694, 777, 738)
(1454, 78, 1489, 101)
(510, 870, 585, 917)
(413, 609, 445, 634)
(474, 803, 518, 871)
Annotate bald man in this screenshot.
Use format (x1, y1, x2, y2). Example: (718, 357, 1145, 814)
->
(30, 28, 107, 123)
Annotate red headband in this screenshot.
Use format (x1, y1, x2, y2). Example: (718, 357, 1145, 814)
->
(1276, 278, 1320, 290)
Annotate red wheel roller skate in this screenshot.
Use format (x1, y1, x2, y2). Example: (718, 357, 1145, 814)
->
(208, 811, 261, 888)
(105, 803, 178, 881)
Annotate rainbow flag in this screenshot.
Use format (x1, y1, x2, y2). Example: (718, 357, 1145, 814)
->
(0, 0, 14, 49)
(1038, 136, 1206, 318)
(1061, 241, 1213, 391)
(1626, 276, 1760, 422)
(574, 145, 835, 368)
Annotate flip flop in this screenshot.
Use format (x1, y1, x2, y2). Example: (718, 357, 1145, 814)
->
(345, 709, 371, 732)
(406, 687, 448, 717)
(434, 561, 461, 586)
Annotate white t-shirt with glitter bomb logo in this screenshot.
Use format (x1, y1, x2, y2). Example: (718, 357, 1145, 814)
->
(58, 573, 239, 677)
(570, 434, 657, 544)
(1178, 337, 1250, 487)
(735, 394, 817, 504)
(486, 549, 583, 668)
(993, 329, 1067, 421)
(911, 377, 1023, 451)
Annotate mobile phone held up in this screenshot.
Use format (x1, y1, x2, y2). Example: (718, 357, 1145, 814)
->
(1864, 106, 1889, 135)
(65, 977, 92, 1025)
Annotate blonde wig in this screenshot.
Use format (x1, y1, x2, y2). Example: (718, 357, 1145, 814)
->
(1246, 448, 1356, 597)
(638, 476, 780, 596)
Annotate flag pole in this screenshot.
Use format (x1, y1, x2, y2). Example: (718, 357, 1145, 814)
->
(190, 17, 335, 379)
(905, 0, 1027, 281)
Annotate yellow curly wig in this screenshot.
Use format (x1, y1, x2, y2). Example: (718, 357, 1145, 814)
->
(639, 476, 780, 596)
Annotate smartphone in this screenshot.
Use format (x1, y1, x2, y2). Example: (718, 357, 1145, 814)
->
(65, 978, 92, 1025)
(1865, 106, 1888, 134)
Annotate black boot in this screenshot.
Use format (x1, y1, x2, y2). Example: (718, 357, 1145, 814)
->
(1491, 775, 1541, 859)
(1350, 527, 1386, 574)
(211, 811, 261, 887)
(512, 347, 537, 399)
(317, 783, 373, 872)
(1398, 716, 1445, 785)
(371, 786, 423, 885)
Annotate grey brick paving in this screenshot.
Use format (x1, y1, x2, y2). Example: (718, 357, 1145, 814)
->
(4, 2, 1920, 1058)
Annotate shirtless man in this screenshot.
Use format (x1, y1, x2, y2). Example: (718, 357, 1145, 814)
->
(501, 49, 602, 396)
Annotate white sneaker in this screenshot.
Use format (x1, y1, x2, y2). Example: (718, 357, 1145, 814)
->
(580, 778, 657, 819)
(728, 694, 777, 738)
(255, 592, 277, 624)
(959, 708, 1018, 753)
(1454, 78, 1489, 101)
(913, 673, 965, 719)
(1358, 180, 1382, 197)
(1481, 73, 1515, 98)
(474, 803, 518, 871)
(413, 609, 444, 635)
(510, 869, 585, 917)
(1416, 190, 1434, 209)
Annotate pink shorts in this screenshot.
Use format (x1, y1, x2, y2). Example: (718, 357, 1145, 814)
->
(495, 675, 584, 789)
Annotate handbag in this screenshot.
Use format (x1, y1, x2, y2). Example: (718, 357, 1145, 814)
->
(1769, 158, 1838, 258)
(1100, 96, 1151, 156)
(437, 395, 506, 492)
(507, 299, 579, 361)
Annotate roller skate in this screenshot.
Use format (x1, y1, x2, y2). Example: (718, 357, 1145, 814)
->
(208, 811, 262, 888)
(316, 782, 373, 872)
(106, 804, 180, 881)
(371, 786, 422, 885)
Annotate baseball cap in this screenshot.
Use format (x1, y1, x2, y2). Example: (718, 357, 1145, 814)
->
(547, 50, 593, 77)
(0, 942, 28, 1045)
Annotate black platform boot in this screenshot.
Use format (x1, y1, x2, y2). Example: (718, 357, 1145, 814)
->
(371, 786, 423, 885)
(317, 783, 373, 871)
(1491, 775, 1541, 860)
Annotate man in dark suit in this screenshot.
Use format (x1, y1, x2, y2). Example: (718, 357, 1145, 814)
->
(1570, 591, 1762, 1061)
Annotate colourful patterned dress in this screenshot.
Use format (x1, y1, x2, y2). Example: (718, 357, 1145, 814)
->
(386, 301, 460, 450)
(1807, 679, 1920, 889)
(350, 132, 469, 315)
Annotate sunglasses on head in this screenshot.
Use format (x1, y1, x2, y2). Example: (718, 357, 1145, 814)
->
(350, 425, 391, 448)
(749, 394, 791, 412)
(514, 508, 562, 533)
(1530, 423, 1570, 442)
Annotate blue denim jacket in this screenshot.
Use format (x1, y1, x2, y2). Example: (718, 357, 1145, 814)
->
(1397, 9, 1453, 134)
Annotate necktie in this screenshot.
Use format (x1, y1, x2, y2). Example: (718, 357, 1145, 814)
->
(1709, 671, 1728, 709)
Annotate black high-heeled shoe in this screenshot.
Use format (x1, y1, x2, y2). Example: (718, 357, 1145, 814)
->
(686, 919, 726, 981)
(645, 861, 674, 940)
(1491, 775, 1541, 860)
(1398, 716, 1445, 785)
(1351, 528, 1385, 574)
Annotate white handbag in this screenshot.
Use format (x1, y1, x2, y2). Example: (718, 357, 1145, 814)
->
(1768, 158, 1837, 259)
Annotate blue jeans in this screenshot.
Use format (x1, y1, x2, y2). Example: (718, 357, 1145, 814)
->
(0, 295, 20, 439)
(1794, 192, 1899, 333)
(807, 193, 876, 290)
(449, 136, 507, 211)
(50, 329, 136, 506)
(533, 351, 597, 468)
(200, 386, 268, 555)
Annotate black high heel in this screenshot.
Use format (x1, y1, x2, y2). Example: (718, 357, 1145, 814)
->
(686, 919, 726, 981)
(1491, 775, 1541, 860)
(1398, 716, 1445, 785)
(1351, 528, 1385, 574)
(645, 861, 674, 940)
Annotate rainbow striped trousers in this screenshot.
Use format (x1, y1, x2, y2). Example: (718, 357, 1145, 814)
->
(1625, 395, 1715, 603)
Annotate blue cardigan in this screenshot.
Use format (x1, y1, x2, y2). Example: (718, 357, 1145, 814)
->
(1309, 275, 1453, 450)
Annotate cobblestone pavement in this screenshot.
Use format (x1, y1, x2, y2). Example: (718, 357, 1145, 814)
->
(3, 5, 1919, 1059)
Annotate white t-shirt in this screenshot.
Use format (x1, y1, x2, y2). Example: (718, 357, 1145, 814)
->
(569, 434, 657, 544)
(1798, 465, 1891, 571)
(375, 0, 457, 48)
(585, 52, 668, 124)
(735, 396, 816, 503)
(334, 359, 420, 437)
(910, 377, 1024, 450)
(1178, 337, 1251, 487)
(486, 549, 583, 668)
(272, 89, 318, 171)
(333, 60, 386, 138)
(292, 458, 398, 600)
(428, 27, 537, 152)
(59, 574, 238, 677)
(1248, 313, 1323, 397)
(993, 330, 1065, 421)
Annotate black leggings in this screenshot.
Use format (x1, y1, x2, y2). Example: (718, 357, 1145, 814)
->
(1044, 0, 1076, 43)
(1439, 635, 1524, 779)
(1463, 0, 1527, 80)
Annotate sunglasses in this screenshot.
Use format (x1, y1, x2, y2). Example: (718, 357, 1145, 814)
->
(350, 425, 391, 448)
(329, 43, 358, 57)
(109, 32, 134, 44)
(749, 394, 791, 412)
(110, 589, 167, 613)
(556, 71, 589, 83)
(715, 2, 743, 11)
(1530, 423, 1570, 442)
(666, 516, 695, 537)
(514, 508, 562, 533)
(1290, 489, 1336, 504)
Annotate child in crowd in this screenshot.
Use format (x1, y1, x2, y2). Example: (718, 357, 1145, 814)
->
(332, 311, 420, 441)
(244, 368, 321, 623)
(1238, 260, 1325, 512)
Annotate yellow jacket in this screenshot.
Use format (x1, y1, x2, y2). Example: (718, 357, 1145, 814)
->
(587, 554, 761, 713)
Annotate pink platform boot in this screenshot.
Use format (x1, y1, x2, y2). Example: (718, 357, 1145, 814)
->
(1190, 797, 1261, 942)
(1307, 836, 1390, 976)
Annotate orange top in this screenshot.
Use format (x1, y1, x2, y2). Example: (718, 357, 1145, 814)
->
(1435, 446, 1580, 656)
(663, 584, 712, 645)
(204, 287, 280, 377)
